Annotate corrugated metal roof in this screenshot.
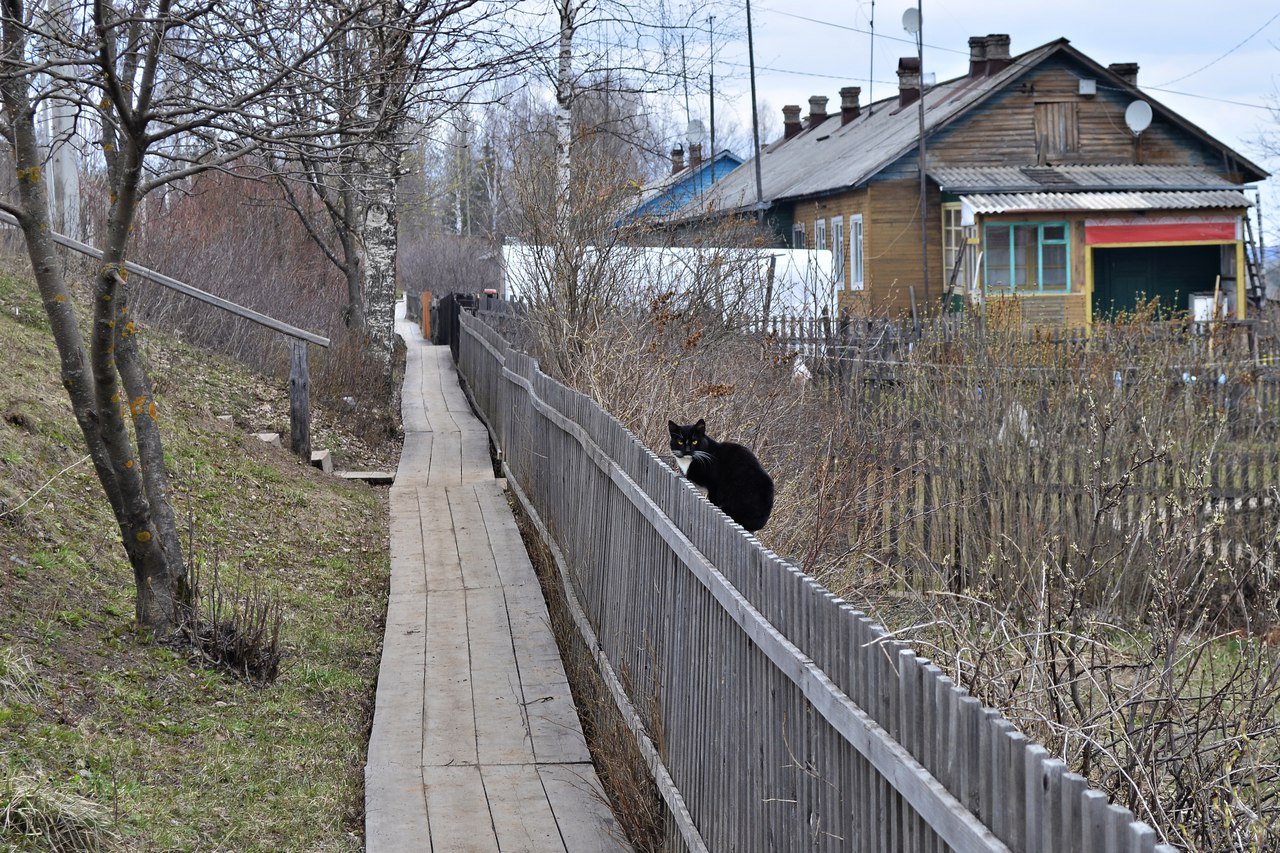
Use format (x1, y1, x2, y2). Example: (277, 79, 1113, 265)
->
(960, 189, 1251, 213)
(931, 164, 1240, 193)
(673, 38, 1266, 223)
(684, 41, 1066, 216)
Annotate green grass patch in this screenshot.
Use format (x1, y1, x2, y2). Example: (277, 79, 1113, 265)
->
(0, 260, 392, 850)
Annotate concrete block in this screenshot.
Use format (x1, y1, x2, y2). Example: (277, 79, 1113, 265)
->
(254, 432, 282, 449)
(310, 449, 334, 474)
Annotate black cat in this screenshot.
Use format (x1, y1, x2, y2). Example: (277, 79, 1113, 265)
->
(668, 418, 774, 532)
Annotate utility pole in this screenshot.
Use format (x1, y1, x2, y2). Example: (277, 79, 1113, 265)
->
(746, 0, 764, 221)
(905, 4, 930, 312)
(43, 0, 81, 240)
(708, 15, 716, 169)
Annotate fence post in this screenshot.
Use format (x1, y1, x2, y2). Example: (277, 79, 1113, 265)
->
(289, 338, 311, 460)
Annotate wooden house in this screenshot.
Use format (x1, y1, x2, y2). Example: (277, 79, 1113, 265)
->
(620, 143, 743, 226)
(673, 35, 1268, 326)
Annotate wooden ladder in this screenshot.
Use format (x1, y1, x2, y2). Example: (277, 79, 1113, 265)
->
(1245, 193, 1268, 307)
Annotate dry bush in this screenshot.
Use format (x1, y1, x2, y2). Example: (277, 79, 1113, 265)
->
(100, 168, 399, 436)
(176, 560, 284, 685)
(508, 290, 1280, 850)
(0, 773, 120, 852)
(399, 231, 501, 323)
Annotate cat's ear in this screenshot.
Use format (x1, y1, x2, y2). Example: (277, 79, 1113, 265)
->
(667, 420, 679, 433)
(694, 418, 706, 433)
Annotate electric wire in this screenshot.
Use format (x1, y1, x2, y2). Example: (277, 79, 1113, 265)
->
(1153, 9, 1280, 87)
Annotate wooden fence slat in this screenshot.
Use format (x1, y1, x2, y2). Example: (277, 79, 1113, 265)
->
(453, 310, 1182, 853)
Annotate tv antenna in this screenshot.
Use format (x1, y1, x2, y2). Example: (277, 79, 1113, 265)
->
(867, 0, 876, 116)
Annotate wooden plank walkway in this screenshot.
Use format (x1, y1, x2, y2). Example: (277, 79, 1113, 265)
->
(366, 307, 628, 852)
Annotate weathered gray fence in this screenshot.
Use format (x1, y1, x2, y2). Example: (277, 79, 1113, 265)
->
(455, 310, 1175, 853)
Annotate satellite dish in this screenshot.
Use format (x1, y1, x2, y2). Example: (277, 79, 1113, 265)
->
(901, 7, 921, 34)
(686, 118, 706, 147)
(1124, 100, 1153, 135)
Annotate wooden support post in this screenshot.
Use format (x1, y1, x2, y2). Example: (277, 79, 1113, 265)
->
(289, 338, 311, 460)
(421, 290, 432, 340)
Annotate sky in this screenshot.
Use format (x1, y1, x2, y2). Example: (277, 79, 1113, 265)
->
(691, 0, 1279, 212)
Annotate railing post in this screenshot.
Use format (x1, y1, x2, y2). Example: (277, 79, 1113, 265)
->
(289, 338, 311, 460)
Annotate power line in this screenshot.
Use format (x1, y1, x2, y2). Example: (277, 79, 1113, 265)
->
(1153, 10, 1280, 87)
(1104, 83, 1272, 112)
(719, 59, 897, 86)
(756, 4, 968, 56)
(756, 4, 1275, 113)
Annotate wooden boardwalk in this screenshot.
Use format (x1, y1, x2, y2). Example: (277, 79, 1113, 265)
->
(365, 308, 627, 852)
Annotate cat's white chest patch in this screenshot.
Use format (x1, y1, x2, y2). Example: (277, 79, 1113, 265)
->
(674, 455, 692, 475)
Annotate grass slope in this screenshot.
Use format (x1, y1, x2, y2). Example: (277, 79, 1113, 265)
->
(0, 263, 391, 850)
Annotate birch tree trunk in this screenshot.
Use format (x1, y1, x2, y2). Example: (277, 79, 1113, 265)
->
(554, 3, 576, 210)
(356, 141, 400, 367)
(40, 0, 80, 240)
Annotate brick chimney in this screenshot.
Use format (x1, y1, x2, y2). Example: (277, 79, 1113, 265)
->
(839, 86, 861, 124)
(688, 142, 703, 169)
(782, 104, 803, 140)
(968, 36, 988, 77)
(1109, 62, 1139, 86)
(670, 145, 684, 175)
(897, 57, 921, 108)
(984, 34, 1011, 73)
(807, 95, 830, 130)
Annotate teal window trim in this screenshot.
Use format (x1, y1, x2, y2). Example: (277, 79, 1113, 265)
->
(982, 221, 1071, 294)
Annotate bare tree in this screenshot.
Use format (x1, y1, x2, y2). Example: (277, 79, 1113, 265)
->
(0, 0, 362, 630)
(272, 0, 512, 368)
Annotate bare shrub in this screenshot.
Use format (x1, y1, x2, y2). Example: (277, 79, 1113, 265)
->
(399, 232, 501, 323)
(178, 561, 284, 685)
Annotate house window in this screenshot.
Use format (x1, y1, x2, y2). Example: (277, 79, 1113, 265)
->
(792, 223, 805, 249)
(832, 217, 845, 287)
(1034, 102, 1079, 162)
(849, 214, 864, 291)
(941, 203, 976, 294)
(814, 218, 827, 252)
(983, 222, 1070, 293)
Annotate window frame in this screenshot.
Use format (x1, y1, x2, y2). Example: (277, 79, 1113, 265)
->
(832, 216, 845, 287)
(792, 222, 805, 250)
(814, 218, 827, 253)
(848, 214, 865, 291)
(941, 203, 976, 294)
(982, 220, 1071, 294)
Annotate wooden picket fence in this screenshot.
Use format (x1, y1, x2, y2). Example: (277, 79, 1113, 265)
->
(453, 308, 1176, 853)
(854, 439, 1280, 602)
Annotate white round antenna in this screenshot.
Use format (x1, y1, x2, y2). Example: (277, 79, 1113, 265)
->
(901, 7, 921, 34)
(686, 118, 706, 147)
(1124, 100, 1153, 135)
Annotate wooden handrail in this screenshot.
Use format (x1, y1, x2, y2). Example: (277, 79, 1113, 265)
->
(0, 211, 330, 347)
(1, 211, 331, 463)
